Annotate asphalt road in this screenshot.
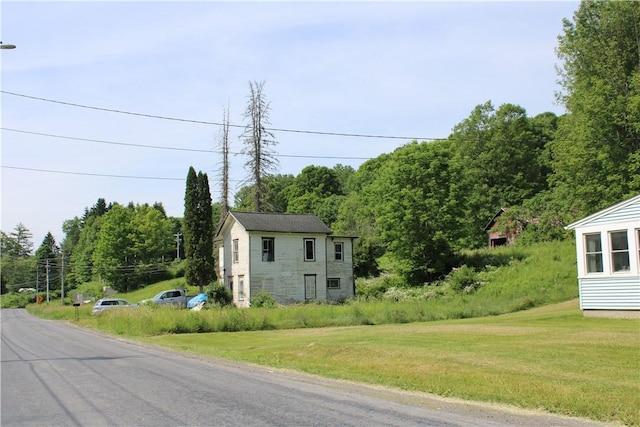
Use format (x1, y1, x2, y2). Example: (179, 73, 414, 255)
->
(1, 309, 608, 427)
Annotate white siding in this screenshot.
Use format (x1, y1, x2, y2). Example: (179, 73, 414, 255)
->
(577, 198, 640, 228)
(567, 195, 640, 313)
(579, 276, 640, 310)
(326, 238, 355, 301)
(224, 220, 251, 307)
(216, 214, 356, 306)
(248, 232, 328, 304)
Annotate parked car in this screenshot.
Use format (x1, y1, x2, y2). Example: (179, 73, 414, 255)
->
(92, 298, 137, 315)
(140, 289, 199, 308)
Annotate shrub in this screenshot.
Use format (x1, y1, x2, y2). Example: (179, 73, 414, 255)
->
(251, 292, 277, 308)
(447, 265, 482, 294)
(0, 292, 30, 308)
(356, 274, 405, 300)
(207, 283, 233, 307)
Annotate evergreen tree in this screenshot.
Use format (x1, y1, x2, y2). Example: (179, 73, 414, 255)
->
(35, 232, 61, 291)
(184, 167, 215, 292)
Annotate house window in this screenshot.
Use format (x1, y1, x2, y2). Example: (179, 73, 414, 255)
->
(304, 238, 315, 261)
(327, 278, 340, 289)
(610, 230, 630, 272)
(334, 242, 343, 261)
(232, 239, 239, 263)
(585, 233, 603, 273)
(238, 275, 245, 300)
(262, 238, 275, 262)
(228, 276, 234, 296)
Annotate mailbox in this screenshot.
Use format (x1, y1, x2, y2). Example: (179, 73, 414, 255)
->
(72, 293, 83, 307)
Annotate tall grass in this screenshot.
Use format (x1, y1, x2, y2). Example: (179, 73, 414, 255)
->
(27, 241, 579, 336)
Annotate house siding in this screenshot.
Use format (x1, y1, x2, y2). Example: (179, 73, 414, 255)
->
(248, 232, 328, 305)
(578, 276, 640, 310)
(326, 238, 355, 302)
(576, 201, 640, 227)
(566, 195, 640, 316)
(216, 211, 356, 307)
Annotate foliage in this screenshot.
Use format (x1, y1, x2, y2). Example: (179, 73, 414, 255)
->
(1, 292, 32, 308)
(446, 265, 482, 294)
(551, 0, 640, 221)
(355, 274, 405, 300)
(251, 292, 278, 308)
(448, 102, 554, 248)
(90, 203, 174, 292)
(370, 141, 460, 284)
(183, 167, 215, 292)
(1, 225, 36, 293)
(206, 283, 233, 307)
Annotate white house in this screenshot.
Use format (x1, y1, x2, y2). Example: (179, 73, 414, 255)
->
(214, 211, 356, 307)
(565, 194, 640, 318)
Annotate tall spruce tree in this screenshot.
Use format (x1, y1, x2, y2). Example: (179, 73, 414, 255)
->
(184, 167, 215, 292)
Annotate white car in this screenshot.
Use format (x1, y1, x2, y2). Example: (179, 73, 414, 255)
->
(91, 298, 137, 315)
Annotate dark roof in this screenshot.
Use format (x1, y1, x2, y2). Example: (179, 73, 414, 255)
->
(229, 211, 333, 234)
(483, 207, 506, 232)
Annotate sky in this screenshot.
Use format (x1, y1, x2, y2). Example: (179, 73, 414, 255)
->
(1, 0, 580, 249)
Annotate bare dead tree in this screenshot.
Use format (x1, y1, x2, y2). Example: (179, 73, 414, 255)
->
(218, 104, 231, 222)
(240, 80, 278, 212)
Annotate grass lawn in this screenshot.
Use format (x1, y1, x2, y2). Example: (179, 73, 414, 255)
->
(141, 300, 640, 426)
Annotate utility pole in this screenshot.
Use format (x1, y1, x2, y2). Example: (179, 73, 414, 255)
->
(61, 250, 65, 305)
(174, 232, 182, 260)
(46, 259, 50, 303)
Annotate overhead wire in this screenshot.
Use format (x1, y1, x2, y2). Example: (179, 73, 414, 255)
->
(1, 90, 443, 141)
(1, 127, 374, 160)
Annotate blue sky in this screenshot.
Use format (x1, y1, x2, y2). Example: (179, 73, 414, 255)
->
(1, 0, 579, 248)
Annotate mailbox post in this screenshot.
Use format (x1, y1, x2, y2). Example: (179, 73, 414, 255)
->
(72, 293, 83, 321)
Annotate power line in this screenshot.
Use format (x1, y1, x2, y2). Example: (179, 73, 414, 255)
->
(1, 165, 184, 181)
(1, 127, 373, 160)
(1, 90, 441, 141)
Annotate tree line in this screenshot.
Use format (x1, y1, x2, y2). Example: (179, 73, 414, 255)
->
(2, 1, 638, 293)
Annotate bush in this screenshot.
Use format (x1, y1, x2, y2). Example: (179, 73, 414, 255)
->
(251, 292, 277, 308)
(356, 274, 405, 300)
(447, 265, 482, 294)
(0, 292, 31, 308)
(207, 283, 233, 307)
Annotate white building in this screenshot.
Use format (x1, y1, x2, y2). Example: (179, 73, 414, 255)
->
(215, 211, 356, 307)
(565, 194, 640, 318)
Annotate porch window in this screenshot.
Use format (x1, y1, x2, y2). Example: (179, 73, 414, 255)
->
(304, 238, 315, 261)
(327, 278, 340, 289)
(232, 239, 239, 263)
(262, 238, 275, 262)
(334, 242, 343, 261)
(585, 233, 603, 273)
(610, 231, 630, 272)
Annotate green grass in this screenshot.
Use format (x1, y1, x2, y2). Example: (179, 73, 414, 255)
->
(143, 300, 640, 426)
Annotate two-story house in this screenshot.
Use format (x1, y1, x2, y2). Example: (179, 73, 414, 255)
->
(215, 211, 356, 307)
